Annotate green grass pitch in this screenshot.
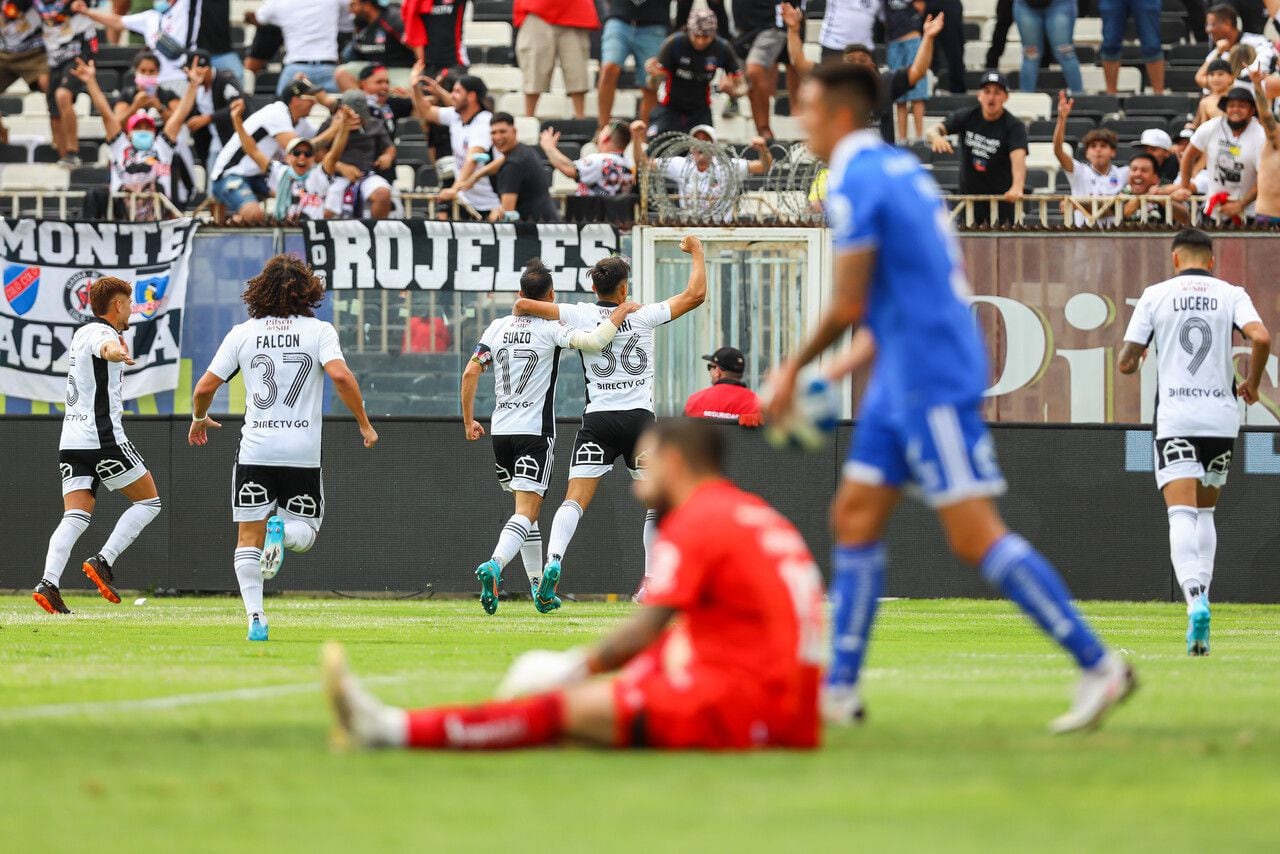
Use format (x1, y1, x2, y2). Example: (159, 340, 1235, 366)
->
(2, 596, 1278, 853)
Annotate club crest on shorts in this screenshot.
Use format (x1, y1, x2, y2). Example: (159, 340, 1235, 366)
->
(95, 458, 128, 480)
(238, 481, 270, 507)
(59, 462, 72, 481)
(514, 455, 540, 480)
(285, 495, 319, 518)
(575, 442, 605, 466)
(3, 263, 40, 316)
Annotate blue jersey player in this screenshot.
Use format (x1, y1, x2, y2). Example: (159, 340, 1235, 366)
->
(770, 62, 1136, 734)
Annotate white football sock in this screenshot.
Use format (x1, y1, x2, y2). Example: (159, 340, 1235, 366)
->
(492, 514, 531, 568)
(1196, 507, 1216, 596)
(99, 497, 162, 566)
(642, 509, 658, 579)
(1167, 505, 1201, 611)
(283, 519, 317, 553)
(234, 547, 265, 618)
(546, 500, 583, 563)
(42, 509, 91, 586)
(520, 523, 543, 585)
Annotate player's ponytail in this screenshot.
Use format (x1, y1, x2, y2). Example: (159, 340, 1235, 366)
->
(587, 256, 630, 297)
(520, 258, 553, 299)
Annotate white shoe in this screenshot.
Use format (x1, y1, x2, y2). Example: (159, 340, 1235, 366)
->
(1049, 653, 1137, 734)
(820, 683, 866, 726)
(322, 642, 404, 749)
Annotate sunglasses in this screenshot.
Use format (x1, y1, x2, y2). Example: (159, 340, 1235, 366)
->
(705, 362, 718, 371)
(291, 148, 314, 158)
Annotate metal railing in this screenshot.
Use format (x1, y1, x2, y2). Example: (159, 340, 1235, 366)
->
(943, 194, 1213, 229)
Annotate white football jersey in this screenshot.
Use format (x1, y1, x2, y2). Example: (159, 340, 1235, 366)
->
(559, 301, 672, 414)
(1124, 271, 1263, 439)
(60, 321, 129, 450)
(208, 315, 345, 467)
(474, 315, 581, 436)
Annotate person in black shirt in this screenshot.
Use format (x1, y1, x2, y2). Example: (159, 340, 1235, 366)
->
(485, 113, 560, 222)
(183, 49, 245, 167)
(196, 0, 241, 82)
(358, 64, 415, 184)
(335, 0, 417, 91)
(783, 6, 942, 145)
(598, 0, 669, 128)
(403, 0, 469, 76)
(646, 10, 744, 138)
(319, 90, 397, 218)
(927, 71, 1028, 224)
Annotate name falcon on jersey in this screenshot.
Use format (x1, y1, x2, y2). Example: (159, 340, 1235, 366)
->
(257, 334, 301, 348)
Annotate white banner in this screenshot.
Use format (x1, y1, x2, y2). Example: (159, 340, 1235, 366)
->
(0, 218, 198, 402)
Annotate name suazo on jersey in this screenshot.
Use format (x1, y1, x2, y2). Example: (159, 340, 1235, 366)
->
(208, 316, 345, 467)
(1123, 271, 1264, 439)
(556, 301, 672, 413)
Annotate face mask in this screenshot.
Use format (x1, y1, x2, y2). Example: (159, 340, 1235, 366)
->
(154, 0, 171, 13)
(286, 166, 310, 180)
(130, 130, 155, 151)
(134, 74, 158, 92)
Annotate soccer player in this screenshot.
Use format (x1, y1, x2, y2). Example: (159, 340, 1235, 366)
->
(512, 236, 707, 607)
(32, 277, 163, 615)
(1118, 228, 1270, 655)
(188, 254, 379, 642)
(324, 419, 824, 751)
(769, 62, 1136, 734)
(461, 259, 640, 615)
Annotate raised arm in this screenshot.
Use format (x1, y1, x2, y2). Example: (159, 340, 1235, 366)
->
(630, 120, 649, 170)
(163, 65, 202, 141)
(321, 108, 356, 176)
(1052, 91, 1076, 172)
(782, 3, 814, 76)
(908, 14, 944, 87)
(325, 360, 379, 448)
(1250, 68, 1280, 148)
(665, 235, 707, 320)
(69, 60, 121, 140)
(745, 136, 773, 176)
(540, 128, 578, 179)
(70, 0, 124, 31)
(229, 100, 271, 172)
(1239, 320, 1272, 405)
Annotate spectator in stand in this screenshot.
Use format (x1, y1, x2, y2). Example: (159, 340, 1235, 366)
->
(540, 121, 634, 196)
(250, 0, 347, 96)
(1174, 84, 1264, 223)
(684, 347, 762, 427)
(463, 112, 561, 222)
(1196, 4, 1275, 87)
(885, 0, 928, 143)
(335, 0, 417, 91)
(416, 68, 499, 219)
(401, 0, 469, 75)
(209, 78, 334, 224)
(1118, 152, 1189, 223)
(112, 52, 177, 127)
(320, 90, 397, 219)
(926, 71, 1027, 225)
(40, 0, 96, 166)
(1194, 58, 1234, 126)
(184, 47, 244, 173)
(733, 0, 803, 139)
(231, 99, 354, 223)
(0, 1, 47, 115)
(243, 21, 282, 85)
(197, 0, 241, 82)
(71, 0, 195, 90)
(783, 5, 942, 144)
(1012, 0, 1083, 94)
(359, 64, 415, 185)
(1052, 92, 1127, 225)
(513, 0, 598, 120)
(817, 0, 880, 61)
(74, 58, 199, 221)
(646, 10, 744, 138)
(1099, 0, 1166, 94)
(631, 121, 772, 218)
(1248, 66, 1280, 226)
(674, 0, 740, 118)
(1138, 128, 1180, 182)
(597, 0, 667, 130)
(926, 0, 965, 93)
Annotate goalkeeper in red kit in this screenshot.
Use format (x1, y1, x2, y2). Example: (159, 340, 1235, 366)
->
(324, 419, 825, 750)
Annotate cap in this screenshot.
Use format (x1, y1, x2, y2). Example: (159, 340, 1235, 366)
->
(1138, 128, 1172, 151)
(703, 346, 745, 373)
(689, 123, 717, 142)
(1179, 126, 1195, 140)
(1219, 85, 1256, 112)
(688, 9, 718, 37)
(125, 112, 156, 132)
(1206, 59, 1233, 75)
(282, 76, 322, 100)
(978, 71, 1009, 92)
(186, 48, 211, 67)
(339, 90, 375, 127)
(358, 63, 388, 81)
(285, 137, 315, 155)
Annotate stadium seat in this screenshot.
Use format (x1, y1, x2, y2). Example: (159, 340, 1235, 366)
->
(467, 64, 522, 92)
(396, 141, 431, 166)
(3, 116, 50, 139)
(21, 92, 47, 116)
(0, 95, 22, 115)
(930, 162, 960, 192)
(1164, 68, 1201, 91)
(0, 163, 69, 191)
(1102, 118, 1158, 141)
(551, 169, 577, 194)
(32, 144, 58, 163)
(586, 90, 635, 118)
(1074, 17, 1104, 45)
(1027, 141, 1068, 175)
(1027, 117, 1096, 142)
(414, 164, 439, 190)
(1080, 66, 1142, 93)
(481, 45, 516, 66)
(395, 164, 415, 192)
(1168, 43, 1208, 64)
(963, 0, 998, 21)
(69, 165, 109, 188)
(498, 91, 569, 117)
(541, 118, 595, 144)
(927, 94, 978, 115)
(515, 115, 539, 144)
(1006, 92, 1053, 120)
(255, 71, 280, 95)
(1057, 94, 1121, 118)
(0, 143, 27, 163)
(769, 115, 806, 141)
(467, 21, 514, 47)
(1123, 94, 1198, 118)
(472, 0, 515, 22)
(395, 117, 425, 142)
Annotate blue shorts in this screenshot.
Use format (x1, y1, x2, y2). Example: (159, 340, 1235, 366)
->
(211, 173, 269, 213)
(887, 38, 928, 103)
(844, 399, 1007, 508)
(601, 19, 667, 86)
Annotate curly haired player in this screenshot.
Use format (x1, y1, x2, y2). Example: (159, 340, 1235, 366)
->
(189, 254, 378, 641)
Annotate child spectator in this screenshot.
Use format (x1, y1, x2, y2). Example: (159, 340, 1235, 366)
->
(885, 0, 928, 143)
(1194, 59, 1233, 127)
(40, 0, 97, 165)
(1052, 91, 1126, 225)
(540, 120, 634, 196)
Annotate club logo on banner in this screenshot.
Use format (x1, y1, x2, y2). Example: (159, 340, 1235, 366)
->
(303, 220, 621, 291)
(0, 217, 200, 403)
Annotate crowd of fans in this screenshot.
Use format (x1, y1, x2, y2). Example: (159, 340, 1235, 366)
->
(0, 1, 1276, 226)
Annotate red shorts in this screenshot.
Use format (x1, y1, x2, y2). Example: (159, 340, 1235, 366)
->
(611, 645, 820, 750)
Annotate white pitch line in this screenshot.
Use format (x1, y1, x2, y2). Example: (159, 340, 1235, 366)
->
(0, 674, 408, 722)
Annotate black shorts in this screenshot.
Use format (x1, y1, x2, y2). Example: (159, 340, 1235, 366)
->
(233, 462, 325, 528)
(1153, 436, 1235, 490)
(48, 49, 93, 116)
(648, 104, 713, 138)
(59, 442, 147, 496)
(570, 409, 655, 479)
(493, 434, 555, 495)
(247, 23, 284, 62)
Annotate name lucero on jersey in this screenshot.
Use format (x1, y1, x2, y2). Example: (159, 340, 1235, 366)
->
(256, 333, 301, 349)
(1172, 296, 1219, 312)
(251, 419, 311, 429)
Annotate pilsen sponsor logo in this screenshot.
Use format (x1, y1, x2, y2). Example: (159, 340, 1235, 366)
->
(304, 220, 621, 291)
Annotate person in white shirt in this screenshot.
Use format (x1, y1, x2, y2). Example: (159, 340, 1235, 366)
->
(32, 277, 163, 617)
(634, 123, 772, 221)
(72, 0, 198, 88)
(414, 68, 500, 217)
(540, 120, 635, 196)
(250, 0, 346, 95)
(1052, 91, 1127, 226)
(1118, 228, 1270, 655)
(1195, 4, 1277, 89)
(821, 0, 882, 59)
(1174, 85, 1266, 222)
(189, 253, 378, 642)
